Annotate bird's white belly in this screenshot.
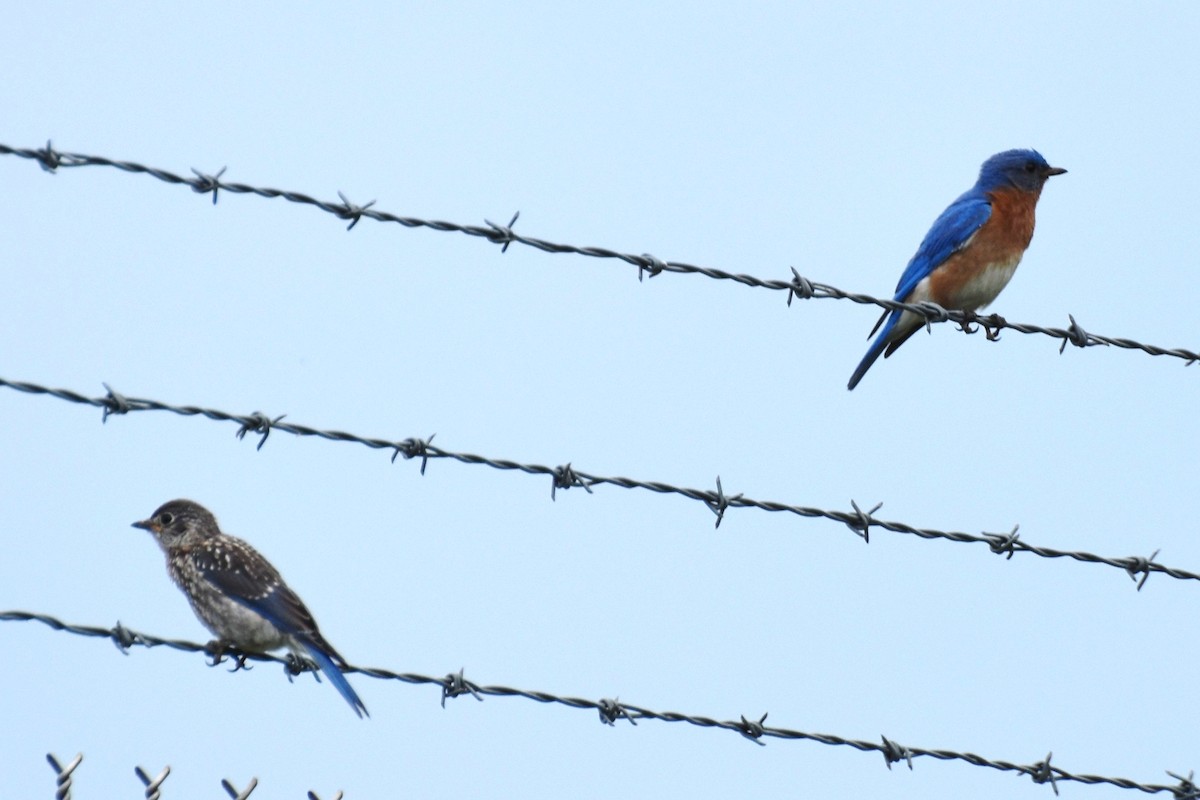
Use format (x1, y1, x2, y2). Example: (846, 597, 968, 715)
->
(192, 593, 289, 651)
(954, 257, 1021, 310)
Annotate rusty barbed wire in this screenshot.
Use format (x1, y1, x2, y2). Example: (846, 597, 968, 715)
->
(2, 141, 1197, 367)
(11, 614, 1196, 798)
(0, 374, 1193, 588)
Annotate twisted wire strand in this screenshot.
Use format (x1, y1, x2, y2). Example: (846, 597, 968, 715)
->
(9, 612, 1196, 798)
(0, 374, 1191, 588)
(3, 141, 1197, 367)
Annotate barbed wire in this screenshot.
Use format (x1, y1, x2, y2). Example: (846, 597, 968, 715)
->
(3, 140, 1197, 368)
(15, 614, 1196, 798)
(7, 141, 1192, 800)
(0, 374, 1192, 588)
(44, 751, 342, 799)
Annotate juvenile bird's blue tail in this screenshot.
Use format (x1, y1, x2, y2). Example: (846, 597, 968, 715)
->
(300, 639, 369, 718)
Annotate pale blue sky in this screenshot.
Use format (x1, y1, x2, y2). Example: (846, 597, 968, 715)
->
(2, 2, 1198, 798)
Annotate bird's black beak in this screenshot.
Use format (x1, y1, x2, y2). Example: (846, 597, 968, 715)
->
(1046, 166, 1067, 177)
(131, 518, 158, 532)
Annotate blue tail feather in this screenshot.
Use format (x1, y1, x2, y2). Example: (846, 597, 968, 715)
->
(848, 310, 901, 390)
(302, 641, 369, 718)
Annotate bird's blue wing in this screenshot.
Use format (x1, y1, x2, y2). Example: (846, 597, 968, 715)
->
(892, 191, 992, 301)
(190, 542, 369, 717)
(189, 540, 320, 637)
(846, 190, 992, 390)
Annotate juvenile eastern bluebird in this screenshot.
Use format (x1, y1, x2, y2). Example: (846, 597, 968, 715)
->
(847, 149, 1066, 390)
(132, 499, 368, 718)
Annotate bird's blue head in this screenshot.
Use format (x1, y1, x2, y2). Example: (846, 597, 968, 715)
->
(978, 149, 1066, 193)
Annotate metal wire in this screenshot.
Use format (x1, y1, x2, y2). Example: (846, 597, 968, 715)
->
(12, 614, 1196, 799)
(46, 753, 82, 800)
(221, 777, 258, 800)
(44, 752, 338, 798)
(0, 374, 1191, 588)
(134, 765, 169, 800)
(3, 141, 1197, 367)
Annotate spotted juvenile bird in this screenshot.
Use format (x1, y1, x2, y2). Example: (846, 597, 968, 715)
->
(847, 149, 1066, 390)
(132, 499, 368, 717)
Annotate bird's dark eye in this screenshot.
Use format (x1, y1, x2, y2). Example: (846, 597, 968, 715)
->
(1024, 161, 1037, 173)
(159, 512, 175, 525)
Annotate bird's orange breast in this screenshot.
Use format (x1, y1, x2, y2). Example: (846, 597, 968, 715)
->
(927, 186, 1040, 311)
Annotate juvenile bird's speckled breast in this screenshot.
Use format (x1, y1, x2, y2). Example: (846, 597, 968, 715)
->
(167, 550, 290, 651)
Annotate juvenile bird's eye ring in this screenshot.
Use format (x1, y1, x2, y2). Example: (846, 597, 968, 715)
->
(159, 512, 175, 525)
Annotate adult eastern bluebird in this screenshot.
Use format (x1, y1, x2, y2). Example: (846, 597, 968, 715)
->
(847, 149, 1066, 390)
(132, 499, 368, 718)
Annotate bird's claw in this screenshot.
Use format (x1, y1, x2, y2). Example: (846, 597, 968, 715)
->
(284, 652, 320, 682)
(205, 640, 253, 672)
(204, 639, 230, 665)
(981, 313, 1005, 341)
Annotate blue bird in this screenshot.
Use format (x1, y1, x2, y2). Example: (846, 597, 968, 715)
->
(132, 499, 368, 717)
(848, 149, 1066, 390)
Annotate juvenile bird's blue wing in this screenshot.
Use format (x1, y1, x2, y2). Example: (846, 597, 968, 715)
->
(847, 191, 992, 390)
(190, 539, 369, 718)
(188, 538, 318, 635)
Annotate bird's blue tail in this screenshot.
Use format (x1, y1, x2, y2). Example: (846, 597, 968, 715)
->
(847, 309, 901, 390)
(302, 640, 369, 718)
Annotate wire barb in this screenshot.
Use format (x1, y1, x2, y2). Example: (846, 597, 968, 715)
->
(551, 462, 593, 499)
(485, 211, 520, 252)
(1167, 770, 1200, 800)
(1061, 314, 1093, 354)
(1124, 548, 1161, 591)
(914, 301, 950, 334)
(880, 735, 913, 770)
(101, 382, 131, 423)
(46, 753, 83, 800)
(705, 476, 742, 529)
(110, 620, 140, 653)
(191, 166, 227, 204)
(441, 668, 484, 708)
(37, 139, 61, 173)
(739, 713, 769, 746)
(335, 190, 377, 230)
(236, 411, 287, 450)
(984, 525, 1022, 559)
(597, 697, 636, 726)
(1030, 751, 1060, 796)
(846, 500, 883, 543)
(393, 433, 437, 473)
(221, 777, 259, 800)
(135, 765, 171, 800)
(638, 253, 668, 281)
(786, 267, 815, 304)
